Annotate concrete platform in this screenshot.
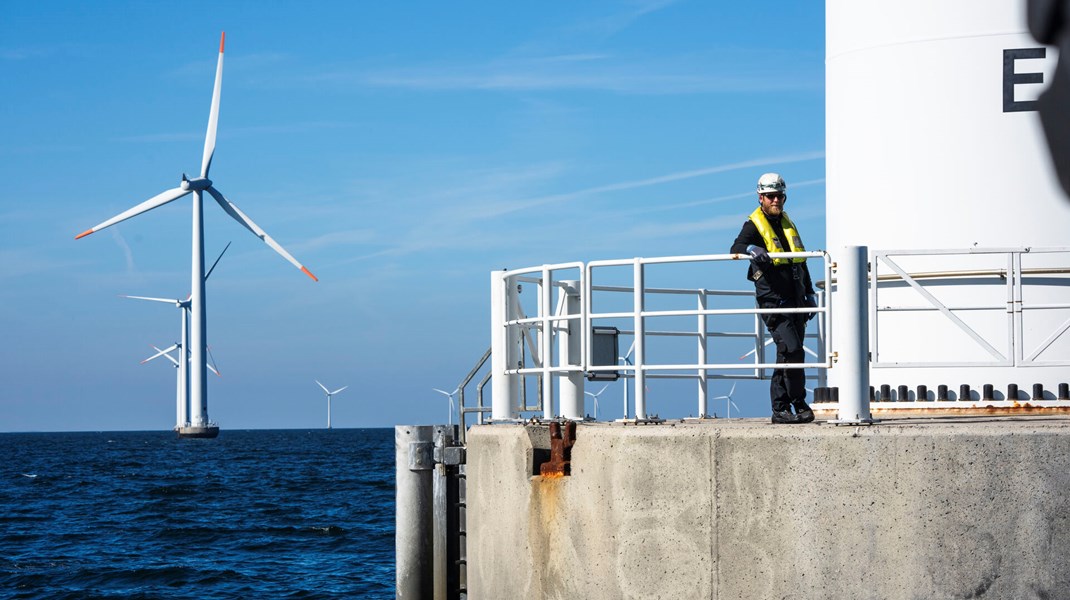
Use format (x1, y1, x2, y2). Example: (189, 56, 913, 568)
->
(177, 425, 219, 438)
(467, 416, 1070, 599)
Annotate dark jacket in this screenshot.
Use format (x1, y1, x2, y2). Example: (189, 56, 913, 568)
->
(730, 215, 815, 307)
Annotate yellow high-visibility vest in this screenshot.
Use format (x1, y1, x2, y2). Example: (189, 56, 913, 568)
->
(748, 207, 806, 265)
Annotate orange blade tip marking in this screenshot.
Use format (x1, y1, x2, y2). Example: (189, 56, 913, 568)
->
(75, 229, 94, 240)
(301, 266, 319, 282)
(220, 32, 225, 53)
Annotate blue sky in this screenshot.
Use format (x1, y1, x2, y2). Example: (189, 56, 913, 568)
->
(0, 1, 826, 431)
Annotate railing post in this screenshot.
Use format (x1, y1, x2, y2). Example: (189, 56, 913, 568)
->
(832, 245, 875, 424)
(633, 259, 647, 420)
(490, 270, 518, 421)
(559, 280, 584, 420)
(541, 267, 554, 420)
(697, 290, 709, 418)
(817, 288, 828, 389)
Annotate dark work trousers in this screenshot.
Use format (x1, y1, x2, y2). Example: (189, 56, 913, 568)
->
(763, 312, 808, 412)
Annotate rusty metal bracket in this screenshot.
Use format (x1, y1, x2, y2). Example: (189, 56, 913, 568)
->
(540, 420, 576, 476)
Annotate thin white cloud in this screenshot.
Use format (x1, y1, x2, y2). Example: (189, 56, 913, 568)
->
(302, 2, 817, 96)
(581, 0, 681, 38)
(169, 52, 291, 80)
(626, 177, 827, 216)
(467, 151, 825, 219)
(294, 228, 380, 253)
(331, 151, 825, 263)
(115, 121, 355, 143)
(115, 132, 202, 144)
(618, 213, 746, 240)
(111, 229, 136, 273)
(345, 57, 817, 94)
(0, 250, 90, 280)
(0, 45, 63, 61)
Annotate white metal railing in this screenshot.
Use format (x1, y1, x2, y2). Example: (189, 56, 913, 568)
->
(465, 245, 1070, 432)
(871, 247, 1070, 369)
(490, 251, 833, 422)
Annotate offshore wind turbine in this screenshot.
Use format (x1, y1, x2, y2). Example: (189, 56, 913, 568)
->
(712, 383, 741, 419)
(584, 384, 609, 420)
(432, 388, 458, 425)
(315, 381, 348, 429)
(75, 33, 317, 438)
(141, 344, 220, 428)
(122, 243, 230, 432)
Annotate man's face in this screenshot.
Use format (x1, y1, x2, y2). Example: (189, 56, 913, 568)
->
(759, 192, 786, 216)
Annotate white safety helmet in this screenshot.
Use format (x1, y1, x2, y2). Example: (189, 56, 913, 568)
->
(756, 173, 786, 195)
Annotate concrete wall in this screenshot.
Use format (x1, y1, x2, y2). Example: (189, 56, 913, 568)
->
(467, 419, 1070, 600)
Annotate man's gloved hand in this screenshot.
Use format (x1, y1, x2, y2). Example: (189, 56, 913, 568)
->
(805, 294, 818, 321)
(746, 244, 770, 264)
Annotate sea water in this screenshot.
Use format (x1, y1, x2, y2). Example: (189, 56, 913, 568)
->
(0, 428, 394, 599)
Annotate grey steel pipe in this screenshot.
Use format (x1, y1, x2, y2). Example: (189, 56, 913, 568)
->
(433, 425, 461, 600)
(396, 425, 435, 599)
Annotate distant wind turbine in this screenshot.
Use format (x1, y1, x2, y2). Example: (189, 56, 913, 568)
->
(316, 381, 348, 429)
(619, 340, 635, 419)
(433, 388, 459, 425)
(584, 384, 610, 420)
(712, 383, 741, 418)
(141, 344, 220, 429)
(75, 34, 317, 437)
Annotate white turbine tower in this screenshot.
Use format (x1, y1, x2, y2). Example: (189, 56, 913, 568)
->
(75, 33, 317, 438)
(315, 381, 348, 429)
(432, 388, 459, 425)
(712, 383, 741, 419)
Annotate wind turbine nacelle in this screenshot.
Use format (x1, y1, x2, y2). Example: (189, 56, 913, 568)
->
(180, 175, 213, 191)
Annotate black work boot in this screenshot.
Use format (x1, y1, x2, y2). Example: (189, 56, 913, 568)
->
(792, 400, 815, 423)
(771, 409, 801, 424)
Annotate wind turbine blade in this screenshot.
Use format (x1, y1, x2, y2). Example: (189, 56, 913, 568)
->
(205, 241, 231, 281)
(206, 345, 221, 376)
(201, 32, 225, 178)
(331, 386, 348, 395)
(207, 186, 318, 281)
(316, 380, 330, 393)
(141, 344, 179, 364)
(143, 350, 181, 367)
(75, 187, 190, 239)
(121, 295, 181, 305)
(739, 339, 775, 360)
(432, 388, 451, 396)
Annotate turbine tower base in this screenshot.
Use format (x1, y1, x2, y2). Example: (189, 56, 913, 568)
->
(177, 425, 220, 439)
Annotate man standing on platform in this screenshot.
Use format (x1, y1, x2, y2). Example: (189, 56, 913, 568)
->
(730, 173, 817, 424)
